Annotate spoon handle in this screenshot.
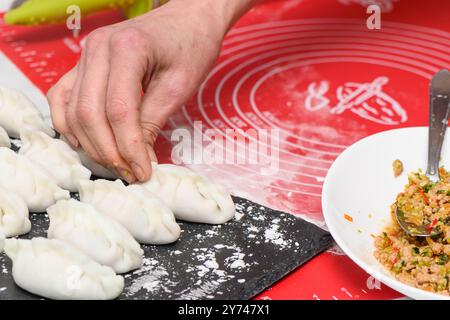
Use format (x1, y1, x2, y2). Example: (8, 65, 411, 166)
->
(427, 70, 450, 180)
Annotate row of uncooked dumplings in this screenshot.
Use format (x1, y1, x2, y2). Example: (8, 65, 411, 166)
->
(0, 87, 235, 300)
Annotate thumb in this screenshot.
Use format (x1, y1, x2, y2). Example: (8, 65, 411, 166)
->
(146, 144, 158, 164)
(140, 74, 190, 164)
(141, 119, 163, 164)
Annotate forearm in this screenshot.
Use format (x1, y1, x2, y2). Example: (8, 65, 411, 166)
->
(205, 0, 260, 30)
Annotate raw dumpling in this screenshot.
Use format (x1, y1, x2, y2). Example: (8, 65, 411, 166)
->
(61, 136, 116, 179)
(0, 87, 54, 138)
(78, 150, 117, 179)
(48, 199, 143, 273)
(0, 147, 70, 212)
(140, 163, 235, 224)
(0, 229, 4, 253)
(4, 238, 124, 300)
(79, 179, 180, 244)
(77, 148, 117, 179)
(0, 187, 31, 237)
(0, 126, 10, 148)
(20, 131, 91, 192)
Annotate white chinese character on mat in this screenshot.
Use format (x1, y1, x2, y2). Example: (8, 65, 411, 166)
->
(305, 76, 408, 125)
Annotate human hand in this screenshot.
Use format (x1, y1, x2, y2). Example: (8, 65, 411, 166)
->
(48, 0, 257, 183)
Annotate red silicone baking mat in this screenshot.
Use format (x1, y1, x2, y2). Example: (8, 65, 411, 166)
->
(1, 0, 450, 300)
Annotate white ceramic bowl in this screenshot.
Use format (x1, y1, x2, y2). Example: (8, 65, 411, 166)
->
(323, 127, 450, 300)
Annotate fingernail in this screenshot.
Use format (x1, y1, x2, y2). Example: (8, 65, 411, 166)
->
(131, 163, 146, 182)
(65, 133, 79, 148)
(119, 168, 136, 184)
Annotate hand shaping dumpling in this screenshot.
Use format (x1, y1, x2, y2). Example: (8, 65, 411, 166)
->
(19, 131, 91, 192)
(140, 163, 235, 224)
(4, 238, 124, 300)
(0, 187, 31, 237)
(48, 199, 143, 273)
(0, 148, 70, 212)
(0, 87, 54, 138)
(79, 179, 180, 244)
(0, 126, 10, 148)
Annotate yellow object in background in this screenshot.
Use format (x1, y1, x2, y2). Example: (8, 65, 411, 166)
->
(126, 0, 152, 19)
(5, 0, 167, 26)
(125, 0, 169, 18)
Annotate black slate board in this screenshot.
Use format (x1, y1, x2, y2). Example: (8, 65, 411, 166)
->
(0, 196, 333, 300)
(0, 140, 333, 300)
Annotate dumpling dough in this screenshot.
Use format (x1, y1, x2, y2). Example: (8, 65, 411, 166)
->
(0, 126, 10, 148)
(79, 179, 180, 244)
(0, 87, 54, 138)
(48, 199, 143, 273)
(0, 187, 31, 237)
(4, 238, 124, 300)
(20, 131, 91, 192)
(140, 163, 235, 224)
(76, 148, 117, 179)
(0, 147, 70, 212)
(60, 136, 117, 179)
(0, 230, 4, 253)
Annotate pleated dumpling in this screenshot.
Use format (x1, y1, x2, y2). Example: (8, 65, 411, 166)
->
(76, 149, 117, 179)
(0, 148, 70, 212)
(0, 187, 31, 237)
(47, 199, 143, 273)
(140, 163, 235, 224)
(0, 87, 54, 138)
(20, 131, 91, 192)
(79, 179, 180, 244)
(4, 238, 124, 300)
(61, 136, 117, 180)
(0, 126, 10, 148)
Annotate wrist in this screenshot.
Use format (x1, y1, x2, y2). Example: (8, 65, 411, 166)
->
(169, 0, 258, 35)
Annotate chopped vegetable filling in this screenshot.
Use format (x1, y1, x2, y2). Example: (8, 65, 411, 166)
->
(375, 167, 450, 295)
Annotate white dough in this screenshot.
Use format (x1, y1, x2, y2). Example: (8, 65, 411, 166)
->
(19, 131, 91, 192)
(0, 87, 54, 138)
(61, 135, 116, 179)
(77, 148, 117, 179)
(0, 230, 4, 253)
(0, 187, 31, 237)
(48, 199, 143, 273)
(79, 179, 180, 244)
(140, 163, 235, 224)
(4, 238, 124, 300)
(0, 126, 10, 148)
(0, 148, 70, 212)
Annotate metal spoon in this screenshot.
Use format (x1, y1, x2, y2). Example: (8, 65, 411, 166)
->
(396, 69, 450, 237)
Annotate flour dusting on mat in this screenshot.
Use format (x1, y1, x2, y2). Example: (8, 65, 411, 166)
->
(117, 198, 332, 300)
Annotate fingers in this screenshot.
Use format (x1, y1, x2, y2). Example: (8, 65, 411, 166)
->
(140, 72, 190, 164)
(105, 28, 151, 182)
(146, 144, 158, 164)
(65, 44, 105, 165)
(53, 25, 191, 183)
(74, 31, 136, 182)
(47, 67, 78, 145)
